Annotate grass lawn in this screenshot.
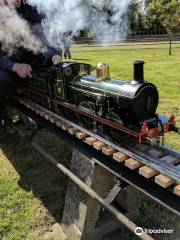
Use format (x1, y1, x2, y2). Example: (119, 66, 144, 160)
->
(0, 44, 180, 240)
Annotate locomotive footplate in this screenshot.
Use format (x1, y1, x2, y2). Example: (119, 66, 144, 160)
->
(53, 98, 140, 138)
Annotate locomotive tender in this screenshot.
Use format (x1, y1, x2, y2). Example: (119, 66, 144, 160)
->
(18, 60, 178, 145)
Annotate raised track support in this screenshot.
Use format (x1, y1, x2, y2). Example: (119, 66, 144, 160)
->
(62, 149, 139, 240)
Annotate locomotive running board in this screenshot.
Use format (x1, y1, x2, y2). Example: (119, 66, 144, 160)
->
(53, 99, 140, 138)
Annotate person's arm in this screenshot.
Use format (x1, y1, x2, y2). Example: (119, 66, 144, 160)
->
(43, 47, 62, 66)
(0, 51, 32, 78)
(0, 52, 15, 71)
(12, 63, 32, 78)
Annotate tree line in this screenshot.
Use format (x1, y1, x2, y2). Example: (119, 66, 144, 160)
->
(129, 0, 180, 54)
(80, 0, 179, 55)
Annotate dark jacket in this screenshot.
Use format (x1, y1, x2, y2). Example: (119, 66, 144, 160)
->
(0, 2, 59, 71)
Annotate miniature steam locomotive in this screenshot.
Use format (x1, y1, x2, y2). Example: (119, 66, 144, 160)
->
(18, 60, 178, 145)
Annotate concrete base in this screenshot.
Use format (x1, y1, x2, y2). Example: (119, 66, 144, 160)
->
(62, 149, 139, 240)
(44, 223, 67, 240)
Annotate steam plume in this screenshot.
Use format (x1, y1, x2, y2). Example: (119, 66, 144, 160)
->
(0, 0, 42, 55)
(27, 0, 132, 48)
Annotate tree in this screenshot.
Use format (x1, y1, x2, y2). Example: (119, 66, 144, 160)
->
(161, 0, 180, 55)
(128, 0, 148, 32)
(144, 0, 154, 9)
(147, 0, 165, 31)
(128, 1, 141, 32)
(148, 0, 180, 55)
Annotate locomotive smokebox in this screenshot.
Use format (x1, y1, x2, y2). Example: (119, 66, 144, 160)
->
(133, 61, 145, 83)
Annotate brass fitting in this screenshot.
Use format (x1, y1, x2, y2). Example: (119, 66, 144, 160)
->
(96, 62, 110, 81)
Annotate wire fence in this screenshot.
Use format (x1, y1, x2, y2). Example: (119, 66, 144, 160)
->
(73, 33, 180, 44)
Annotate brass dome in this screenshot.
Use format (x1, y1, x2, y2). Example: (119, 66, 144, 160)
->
(96, 62, 110, 81)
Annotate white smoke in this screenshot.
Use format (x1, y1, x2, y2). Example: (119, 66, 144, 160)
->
(27, 0, 132, 48)
(0, 0, 42, 55)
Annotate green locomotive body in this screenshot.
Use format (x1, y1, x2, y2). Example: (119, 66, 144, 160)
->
(18, 61, 177, 145)
(26, 61, 159, 127)
(67, 75, 158, 124)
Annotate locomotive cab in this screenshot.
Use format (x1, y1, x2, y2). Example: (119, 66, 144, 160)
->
(52, 62, 91, 101)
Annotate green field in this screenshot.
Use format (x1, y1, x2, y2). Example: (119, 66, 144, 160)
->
(0, 44, 180, 240)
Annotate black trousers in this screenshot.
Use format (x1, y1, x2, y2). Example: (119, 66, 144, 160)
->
(0, 70, 17, 98)
(64, 48, 71, 59)
(0, 51, 43, 127)
(0, 71, 18, 127)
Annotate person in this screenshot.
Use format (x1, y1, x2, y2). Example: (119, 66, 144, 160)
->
(64, 47, 71, 60)
(0, 0, 62, 128)
(62, 32, 72, 59)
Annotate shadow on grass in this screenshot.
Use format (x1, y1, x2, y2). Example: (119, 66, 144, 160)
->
(0, 129, 72, 223)
(0, 129, 180, 240)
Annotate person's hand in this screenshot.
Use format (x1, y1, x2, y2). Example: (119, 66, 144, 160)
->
(12, 63, 32, 79)
(52, 55, 62, 65)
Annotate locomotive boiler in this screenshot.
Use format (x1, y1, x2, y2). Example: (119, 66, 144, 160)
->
(64, 61, 159, 125)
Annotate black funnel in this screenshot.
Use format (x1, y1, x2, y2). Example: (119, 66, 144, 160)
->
(133, 61, 145, 83)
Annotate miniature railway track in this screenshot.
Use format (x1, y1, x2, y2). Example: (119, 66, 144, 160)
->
(10, 95, 180, 215)
(12, 96, 180, 200)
